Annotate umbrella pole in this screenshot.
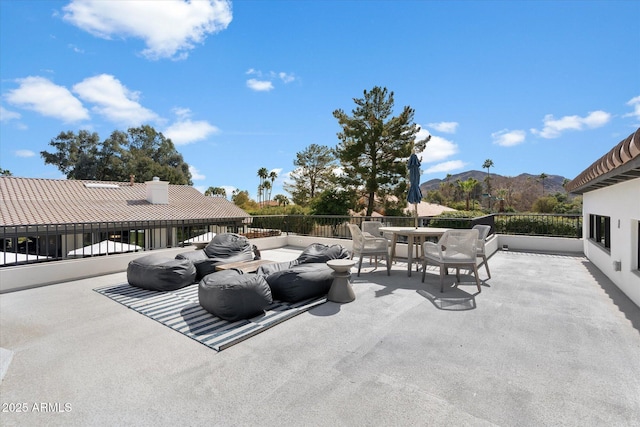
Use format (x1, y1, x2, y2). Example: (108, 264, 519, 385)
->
(414, 204, 418, 228)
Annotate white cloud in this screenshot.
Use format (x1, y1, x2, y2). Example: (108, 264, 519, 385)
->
(582, 110, 611, 127)
(416, 135, 459, 163)
(492, 129, 526, 147)
(189, 165, 205, 181)
(62, 0, 232, 60)
(623, 96, 640, 121)
(0, 106, 21, 122)
(173, 107, 192, 119)
(423, 160, 467, 174)
(5, 76, 89, 122)
(245, 69, 296, 91)
(73, 74, 158, 126)
(221, 185, 236, 197)
(246, 79, 274, 92)
(531, 110, 611, 138)
(68, 43, 84, 53)
(427, 121, 458, 134)
(278, 72, 295, 83)
(164, 119, 219, 145)
(15, 150, 35, 158)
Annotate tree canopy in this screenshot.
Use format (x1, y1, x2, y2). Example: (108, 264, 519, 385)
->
(284, 144, 337, 206)
(205, 186, 227, 197)
(41, 125, 192, 185)
(309, 188, 355, 216)
(333, 86, 429, 216)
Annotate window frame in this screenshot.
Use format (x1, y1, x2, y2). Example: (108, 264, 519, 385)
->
(589, 214, 611, 251)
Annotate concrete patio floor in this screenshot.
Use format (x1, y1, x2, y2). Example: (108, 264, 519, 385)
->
(1, 248, 639, 426)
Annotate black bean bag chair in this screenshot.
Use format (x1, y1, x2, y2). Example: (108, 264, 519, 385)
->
(176, 233, 255, 280)
(262, 263, 336, 303)
(127, 254, 196, 291)
(256, 243, 351, 303)
(199, 270, 273, 321)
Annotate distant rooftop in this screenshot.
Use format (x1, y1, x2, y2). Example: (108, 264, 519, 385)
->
(0, 177, 248, 225)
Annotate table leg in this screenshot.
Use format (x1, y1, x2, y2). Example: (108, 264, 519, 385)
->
(407, 236, 413, 277)
(390, 234, 398, 263)
(416, 236, 425, 272)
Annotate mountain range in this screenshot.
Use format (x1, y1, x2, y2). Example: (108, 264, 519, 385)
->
(420, 170, 569, 194)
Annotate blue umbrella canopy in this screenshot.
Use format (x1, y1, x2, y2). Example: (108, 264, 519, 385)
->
(407, 153, 422, 205)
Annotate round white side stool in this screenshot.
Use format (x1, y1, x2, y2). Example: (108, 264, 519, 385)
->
(326, 259, 356, 303)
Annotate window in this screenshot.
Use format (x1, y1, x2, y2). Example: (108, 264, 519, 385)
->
(589, 214, 610, 250)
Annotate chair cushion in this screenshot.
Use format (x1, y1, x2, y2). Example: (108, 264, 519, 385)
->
(199, 270, 272, 321)
(127, 254, 196, 291)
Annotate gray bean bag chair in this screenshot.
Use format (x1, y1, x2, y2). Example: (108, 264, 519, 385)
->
(199, 270, 272, 321)
(256, 243, 351, 303)
(176, 233, 255, 280)
(127, 254, 196, 291)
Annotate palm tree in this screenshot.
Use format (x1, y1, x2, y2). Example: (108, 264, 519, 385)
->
(539, 172, 548, 196)
(268, 170, 278, 203)
(204, 186, 226, 197)
(262, 181, 272, 205)
(273, 194, 289, 206)
(458, 177, 478, 210)
(257, 184, 264, 206)
(257, 167, 268, 205)
(482, 159, 494, 210)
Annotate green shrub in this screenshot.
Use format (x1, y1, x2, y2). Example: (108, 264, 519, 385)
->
(494, 215, 581, 237)
(281, 215, 316, 235)
(427, 210, 484, 229)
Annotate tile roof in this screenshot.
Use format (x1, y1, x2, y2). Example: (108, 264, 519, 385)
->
(565, 128, 640, 194)
(0, 177, 249, 226)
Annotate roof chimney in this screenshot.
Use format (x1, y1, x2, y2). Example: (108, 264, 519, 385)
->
(146, 177, 169, 204)
(130, 174, 135, 186)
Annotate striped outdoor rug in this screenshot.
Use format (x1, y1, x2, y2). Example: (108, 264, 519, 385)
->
(94, 283, 326, 351)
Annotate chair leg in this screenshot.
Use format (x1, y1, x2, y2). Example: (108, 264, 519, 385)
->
(472, 264, 481, 293)
(385, 253, 391, 275)
(357, 256, 363, 277)
(421, 260, 426, 282)
(439, 266, 445, 292)
(482, 255, 491, 278)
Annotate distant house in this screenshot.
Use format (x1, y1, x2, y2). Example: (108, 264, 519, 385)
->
(566, 128, 640, 307)
(404, 201, 456, 217)
(0, 177, 250, 263)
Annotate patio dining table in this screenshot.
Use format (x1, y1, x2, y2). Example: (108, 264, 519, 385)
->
(378, 226, 451, 277)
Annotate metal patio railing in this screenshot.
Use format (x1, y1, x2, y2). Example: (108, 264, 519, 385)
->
(1, 213, 581, 267)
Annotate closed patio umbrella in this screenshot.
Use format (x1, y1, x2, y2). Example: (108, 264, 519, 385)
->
(407, 153, 422, 228)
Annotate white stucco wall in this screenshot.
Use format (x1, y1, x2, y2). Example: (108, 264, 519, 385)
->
(582, 178, 640, 307)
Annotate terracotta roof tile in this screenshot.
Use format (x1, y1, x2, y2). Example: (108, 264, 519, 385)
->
(0, 177, 249, 226)
(565, 128, 640, 194)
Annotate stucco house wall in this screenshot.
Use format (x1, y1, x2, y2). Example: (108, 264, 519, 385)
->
(582, 178, 640, 306)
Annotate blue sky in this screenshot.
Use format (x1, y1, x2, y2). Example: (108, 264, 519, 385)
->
(1, 0, 639, 200)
